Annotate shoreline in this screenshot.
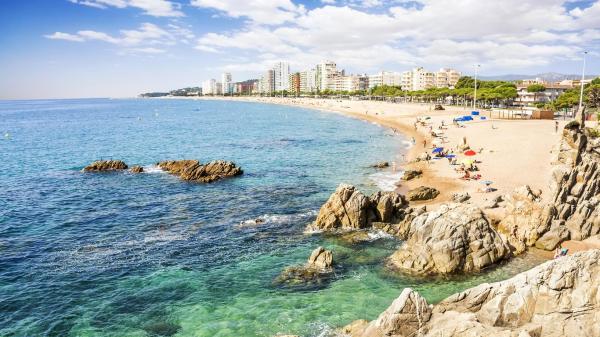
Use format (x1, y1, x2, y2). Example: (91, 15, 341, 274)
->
(161, 95, 564, 209)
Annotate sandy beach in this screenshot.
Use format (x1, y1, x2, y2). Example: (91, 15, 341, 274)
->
(188, 96, 566, 207)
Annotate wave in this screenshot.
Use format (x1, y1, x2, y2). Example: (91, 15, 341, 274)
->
(143, 165, 166, 174)
(369, 170, 404, 192)
(237, 210, 318, 228)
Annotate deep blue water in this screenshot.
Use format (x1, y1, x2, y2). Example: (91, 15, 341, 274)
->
(0, 98, 544, 337)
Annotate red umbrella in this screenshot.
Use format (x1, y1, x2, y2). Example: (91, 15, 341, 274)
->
(464, 150, 477, 156)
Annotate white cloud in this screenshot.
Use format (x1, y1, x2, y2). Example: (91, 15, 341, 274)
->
(190, 0, 306, 24)
(68, 0, 183, 17)
(44, 32, 85, 42)
(45, 23, 173, 47)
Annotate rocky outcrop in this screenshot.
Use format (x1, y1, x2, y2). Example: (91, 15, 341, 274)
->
(158, 159, 243, 183)
(451, 192, 471, 203)
(130, 165, 144, 173)
(388, 203, 509, 275)
(407, 186, 439, 201)
(83, 160, 128, 171)
(401, 169, 422, 181)
(306, 184, 409, 233)
(343, 249, 600, 337)
(274, 247, 334, 286)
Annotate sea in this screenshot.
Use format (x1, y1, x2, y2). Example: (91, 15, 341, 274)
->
(0, 98, 544, 337)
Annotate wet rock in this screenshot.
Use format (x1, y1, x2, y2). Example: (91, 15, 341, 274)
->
(275, 247, 334, 286)
(158, 159, 243, 183)
(407, 186, 439, 201)
(388, 203, 509, 275)
(451, 192, 471, 203)
(130, 165, 144, 173)
(401, 169, 423, 181)
(83, 160, 128, 171)
(372, 161, 389, 169)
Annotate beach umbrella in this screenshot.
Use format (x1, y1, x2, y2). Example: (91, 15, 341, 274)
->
(464, 150, 477, 156)
(432, 147, 444, 153)
(481, 180, 493, 185)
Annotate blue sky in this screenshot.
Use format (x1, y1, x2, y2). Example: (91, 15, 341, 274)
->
(0, 0, 599, 99)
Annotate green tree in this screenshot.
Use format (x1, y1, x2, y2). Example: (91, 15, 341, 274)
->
(588, 85, 600, 109)
(591, 77, 600, 85)
(527, 84, 546, 103)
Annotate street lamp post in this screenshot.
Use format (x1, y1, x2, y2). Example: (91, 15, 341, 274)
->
(473, 64, 480, 110)
(578, 51, 588, 118)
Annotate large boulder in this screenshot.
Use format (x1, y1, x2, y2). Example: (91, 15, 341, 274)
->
(158, 159, 243, 183)
(306, 184, 408, 233)
(388, 203, 509, 275)
(343, 250, 600, 337)
(407, 186, 439, 201)
(401, 169, 422, 181)
(130, 165, 144, 173)
(83, 160, 128, 171)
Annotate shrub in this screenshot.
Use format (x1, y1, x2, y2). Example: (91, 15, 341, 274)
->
(565, 120, 580, 130)
(585, 127, 600, 138)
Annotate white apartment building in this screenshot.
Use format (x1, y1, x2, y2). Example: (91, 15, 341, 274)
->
(273, 62, 290, 91)
(368, 71, 402, 88)
(434, 68, 461, 88)
(202, 79, 217, 95)
(300, 69, 318, 93)
(221, 72, 233, 95)
(401, 67, 435, 91)
(316, 61, 340, 91)
(334, 74, 369, 92)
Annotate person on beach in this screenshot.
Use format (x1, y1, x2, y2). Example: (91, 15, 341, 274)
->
(555, 121, 559, 133)
(411, 137, 416, 144)
(423, 139, 427, 148)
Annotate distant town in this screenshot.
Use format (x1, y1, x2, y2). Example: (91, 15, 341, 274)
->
(140, 60, 599, 111)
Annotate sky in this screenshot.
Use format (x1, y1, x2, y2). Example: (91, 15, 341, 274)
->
(0, 0, 599, 99)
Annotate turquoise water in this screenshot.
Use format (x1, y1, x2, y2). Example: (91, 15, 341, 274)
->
(0, 98, 544, 337)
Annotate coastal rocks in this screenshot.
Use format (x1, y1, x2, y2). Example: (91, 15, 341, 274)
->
(451, 192, 471, 203)
(401, 169, 422, 181)
(360, 288, 432, 337)
(343, 249, 600, 337)
(158, 159, 243, 183)
(497, 185, 551, 254)
(388, 203, 509, 275)
(407, 186, 439, 201)
(274, 247, 334, 286)
(306, 184, 408, 233)
(83, 160, 128, 171)
(372, 161, 390, 169)
(130, 165, 144, 173)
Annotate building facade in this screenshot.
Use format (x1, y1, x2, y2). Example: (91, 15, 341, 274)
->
(368, 71, 402, 88)
(202, 79, 217, 95)
(289, 72, 301, 95)
(221, 72, 233, 95)
(258, 70, 275, 94)
(515, 84, 571, 106)
(273, 62, 290, 92)
(299, 69, 317, 93)
(434, 68, 461, 88)
(316, 61, 340, 91)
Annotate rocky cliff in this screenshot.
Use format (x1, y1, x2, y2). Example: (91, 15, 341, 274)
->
(342, 249, 600, 337)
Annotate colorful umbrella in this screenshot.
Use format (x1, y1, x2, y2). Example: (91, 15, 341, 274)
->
(464, 150, 477, 156)
(445, 154, 456, 158)
(432, 147, 444, 153)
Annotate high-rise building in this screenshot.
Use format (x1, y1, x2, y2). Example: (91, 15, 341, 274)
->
(334, 74, 369, 92)
(202, 79, 217, 95)
(401, 67, 435, 91)
(299, 68, 317, 93)
(221, 72, 233, 95)
(289, 72, 301, 95)
(316, 61, 339, 91)
(273, 62, 290, 92)
(258, 70, 275, 94)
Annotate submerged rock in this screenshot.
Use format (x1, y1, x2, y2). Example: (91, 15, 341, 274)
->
(83, 160, 128, 171)
(407, 186, 439, 201)
(340, 249, 600, 337)
(158, 159, 243, 183)
(130, 165, 144, 173)
(275, 247, 334, 286)
(372, 161, 390, 169)
(388, 203, 509, 275)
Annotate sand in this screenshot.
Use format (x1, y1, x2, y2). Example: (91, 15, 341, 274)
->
(190, 96, 566, 209)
